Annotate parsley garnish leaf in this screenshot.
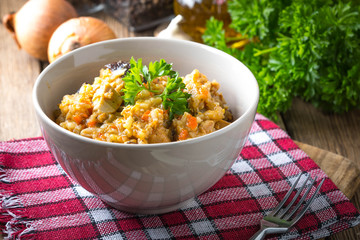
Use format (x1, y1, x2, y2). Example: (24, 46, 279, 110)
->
(122, 57, 191, 119)
(122, 57, 148, 105)
(160, 72, 191, 120)
(147, 59, 173, 84)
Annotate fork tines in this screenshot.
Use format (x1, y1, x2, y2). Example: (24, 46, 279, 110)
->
(268, 173, 325, 225)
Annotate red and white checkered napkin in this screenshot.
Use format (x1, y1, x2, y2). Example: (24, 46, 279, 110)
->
(1, 114, 359, 240)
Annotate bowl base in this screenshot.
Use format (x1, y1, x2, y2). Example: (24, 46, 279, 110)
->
(105, 198, 195, 215)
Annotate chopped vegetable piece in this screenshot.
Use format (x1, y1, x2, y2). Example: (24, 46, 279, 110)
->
(141, 110, 151, 122)
(73, 114, 83, 124)
(186, 115, 198, 130)
(87, 119, 97, 127)
(178, 129, 188, 140)
(93, 83, 122, 113)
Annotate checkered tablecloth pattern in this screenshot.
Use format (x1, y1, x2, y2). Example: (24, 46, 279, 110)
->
(1, 113, 359, 240)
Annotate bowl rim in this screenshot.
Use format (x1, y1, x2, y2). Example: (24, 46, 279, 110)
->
(33, 37, 259, 148)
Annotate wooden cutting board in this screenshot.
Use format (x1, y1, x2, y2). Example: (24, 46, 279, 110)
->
(295, 141, 360, 199)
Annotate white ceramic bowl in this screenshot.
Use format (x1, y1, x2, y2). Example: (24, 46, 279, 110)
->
(33, 37, 259, 214)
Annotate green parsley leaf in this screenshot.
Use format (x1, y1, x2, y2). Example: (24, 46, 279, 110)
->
(203, 0, 360, 120)
(122, 57, 172, 105)
(122, 57, 191, 119)
(147, 59, 173, 86)
(122, 57, 148, 105)
(160, 72, 191, 120)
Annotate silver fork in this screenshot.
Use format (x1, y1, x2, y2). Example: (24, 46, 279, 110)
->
(250, 173, 325, 240)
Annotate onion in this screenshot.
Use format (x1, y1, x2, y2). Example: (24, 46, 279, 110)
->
(48, 17, 117, 63)
(2, 0, 77, 61)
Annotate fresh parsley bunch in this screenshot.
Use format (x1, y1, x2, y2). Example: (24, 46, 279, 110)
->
(122, 57, 190, 120)
(203, 0, 360, 120)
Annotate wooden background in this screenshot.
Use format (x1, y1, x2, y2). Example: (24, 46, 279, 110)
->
(1, 1, 359, 239)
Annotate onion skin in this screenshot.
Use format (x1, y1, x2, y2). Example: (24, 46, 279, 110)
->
(48, 17, 117, 63)
(2, 0, 77, 61)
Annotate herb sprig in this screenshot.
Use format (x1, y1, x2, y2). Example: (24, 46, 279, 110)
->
(122, 57, 190, 119)
(160, 72, 191, 120)
(203, 0, 360, 120)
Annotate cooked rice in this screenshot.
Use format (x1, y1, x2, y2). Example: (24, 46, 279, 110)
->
(56, 62, 232, 144)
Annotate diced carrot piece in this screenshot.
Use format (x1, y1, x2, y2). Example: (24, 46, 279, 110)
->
(87, 120, 97, 127)
(186, 115, 197, 130)
(141, 110, 151, 122)
(178, 129, 188, 140)
(199, 88, 209, 98)
(73, 115, 83, 124)
(81, 99, 91, 105)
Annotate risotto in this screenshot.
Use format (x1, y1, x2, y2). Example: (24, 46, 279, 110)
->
(55, 58, 233, 144)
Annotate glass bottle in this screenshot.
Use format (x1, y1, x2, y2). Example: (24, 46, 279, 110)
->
(173, 0, 231, 42)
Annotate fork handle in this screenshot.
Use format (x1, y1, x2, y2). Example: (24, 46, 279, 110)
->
(249, 227, 288, 240)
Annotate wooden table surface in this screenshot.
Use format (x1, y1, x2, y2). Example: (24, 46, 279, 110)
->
(1, 1, 359, 239)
